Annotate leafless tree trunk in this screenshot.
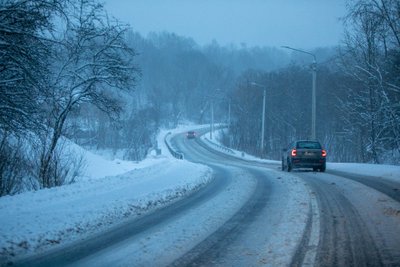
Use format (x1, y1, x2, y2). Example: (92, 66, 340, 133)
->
(0, 0, 62, 135)
(0, 132, 28, 195)
(339, 0, 400, 163)
(37, 0, 138, 185)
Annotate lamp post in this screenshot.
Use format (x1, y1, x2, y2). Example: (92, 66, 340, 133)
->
(210, 100, 214, 139)
(250, 82, 266, 155)
(228, 99, 231, 129)
(208, 89, 231, 140)
(281, 46, 317, 140)
(209, 88, 222, 140)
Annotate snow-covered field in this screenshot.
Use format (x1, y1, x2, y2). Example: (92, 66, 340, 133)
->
(0, 124, 399, 263)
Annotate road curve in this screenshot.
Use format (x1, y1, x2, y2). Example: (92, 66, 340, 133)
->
(168, 131, 311, 266)
(173, 131, 400, 266)
(10, 129, 400, 267)
(11, 130, 310, 267)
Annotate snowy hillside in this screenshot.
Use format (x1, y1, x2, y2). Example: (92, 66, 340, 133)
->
(0, 126, 212, 262)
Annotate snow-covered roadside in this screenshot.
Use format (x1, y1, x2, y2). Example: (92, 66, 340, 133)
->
(327, 162, 400, 183)
(201, 129, 279, 165)
(0, 124, 212, 263)
(204, 129, 400, 182)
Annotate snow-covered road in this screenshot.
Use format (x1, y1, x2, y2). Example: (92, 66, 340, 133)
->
(178, 130, 400, 266)
(169, 130, 312, 266)
(1, 126, 400, 266)
(10, 128, 313, 267)
(294, 170, 400, 266)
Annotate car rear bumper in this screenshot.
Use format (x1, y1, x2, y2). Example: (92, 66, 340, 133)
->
(291, 158, 326, 168)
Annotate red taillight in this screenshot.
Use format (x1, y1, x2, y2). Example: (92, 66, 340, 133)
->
(322, 149, 327, 157)
(291, 149, 297, 157)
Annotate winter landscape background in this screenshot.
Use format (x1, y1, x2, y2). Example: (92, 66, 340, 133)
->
(1, 0, 400, 265)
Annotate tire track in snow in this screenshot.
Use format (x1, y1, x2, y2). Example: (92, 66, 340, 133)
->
(290, 187, 320, 267)
(300, 173, 384, 267)
(172, 132, 312, 266)
(168, 168, 272, 267)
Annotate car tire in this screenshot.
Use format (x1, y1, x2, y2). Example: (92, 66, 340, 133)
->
(287, 161, 292, 172)
(320, 165, 326, 172)
(281, 160, 285, 171)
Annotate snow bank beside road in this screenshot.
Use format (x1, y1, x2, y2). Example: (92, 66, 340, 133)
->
(204, 128, 400, 182)
(0, 128, 212, 263)
(328, 162, 400, 182)
(200, 130, 279, 164)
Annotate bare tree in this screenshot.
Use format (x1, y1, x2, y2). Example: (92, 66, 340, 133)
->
(0, 132, 29, 195)
(33, 131, 86, 189)
(339, 0, 400, 163)
(37, 0, 138, 187)
(0, 0, 60, 134)
(0, 0, 69, 193)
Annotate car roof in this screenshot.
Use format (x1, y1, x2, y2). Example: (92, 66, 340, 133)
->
(295, 140, 322, 148)
(286, 140, 322, 148)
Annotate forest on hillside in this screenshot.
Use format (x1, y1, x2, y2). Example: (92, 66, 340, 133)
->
(1, 0, 399, 195)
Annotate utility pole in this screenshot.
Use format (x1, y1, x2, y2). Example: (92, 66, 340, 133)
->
(282, 46, 317, 140)
(261, 89, 266, 153)
(210, 100, 214, 139)
(311, 60, 316, 140)
(228, 100, 231, 129)
(250, 82, 266, 155)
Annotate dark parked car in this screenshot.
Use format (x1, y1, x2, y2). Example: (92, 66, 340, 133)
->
(282, 140, 326, 172)
(186, 131, 196, 139)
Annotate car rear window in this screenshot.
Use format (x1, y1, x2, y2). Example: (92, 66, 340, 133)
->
(296, 141, 321, 149)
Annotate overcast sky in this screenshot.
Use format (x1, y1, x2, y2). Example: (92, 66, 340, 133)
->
(103, 0, 347, 49)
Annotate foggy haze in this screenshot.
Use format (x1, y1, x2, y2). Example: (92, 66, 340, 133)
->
(2, 1, 400, 266)
(103, 0, 346, 49)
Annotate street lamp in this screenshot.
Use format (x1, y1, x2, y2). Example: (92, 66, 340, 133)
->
(210, 99, 214, 139)
(250, 82, 266, 155)
(281, 46, 317, 140)
(228, 99, 231, 129)
(209, 88, 222, 140)
(207, 89, 231, 140)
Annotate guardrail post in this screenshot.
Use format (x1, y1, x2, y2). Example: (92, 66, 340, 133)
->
(164, 132, 184, 160)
